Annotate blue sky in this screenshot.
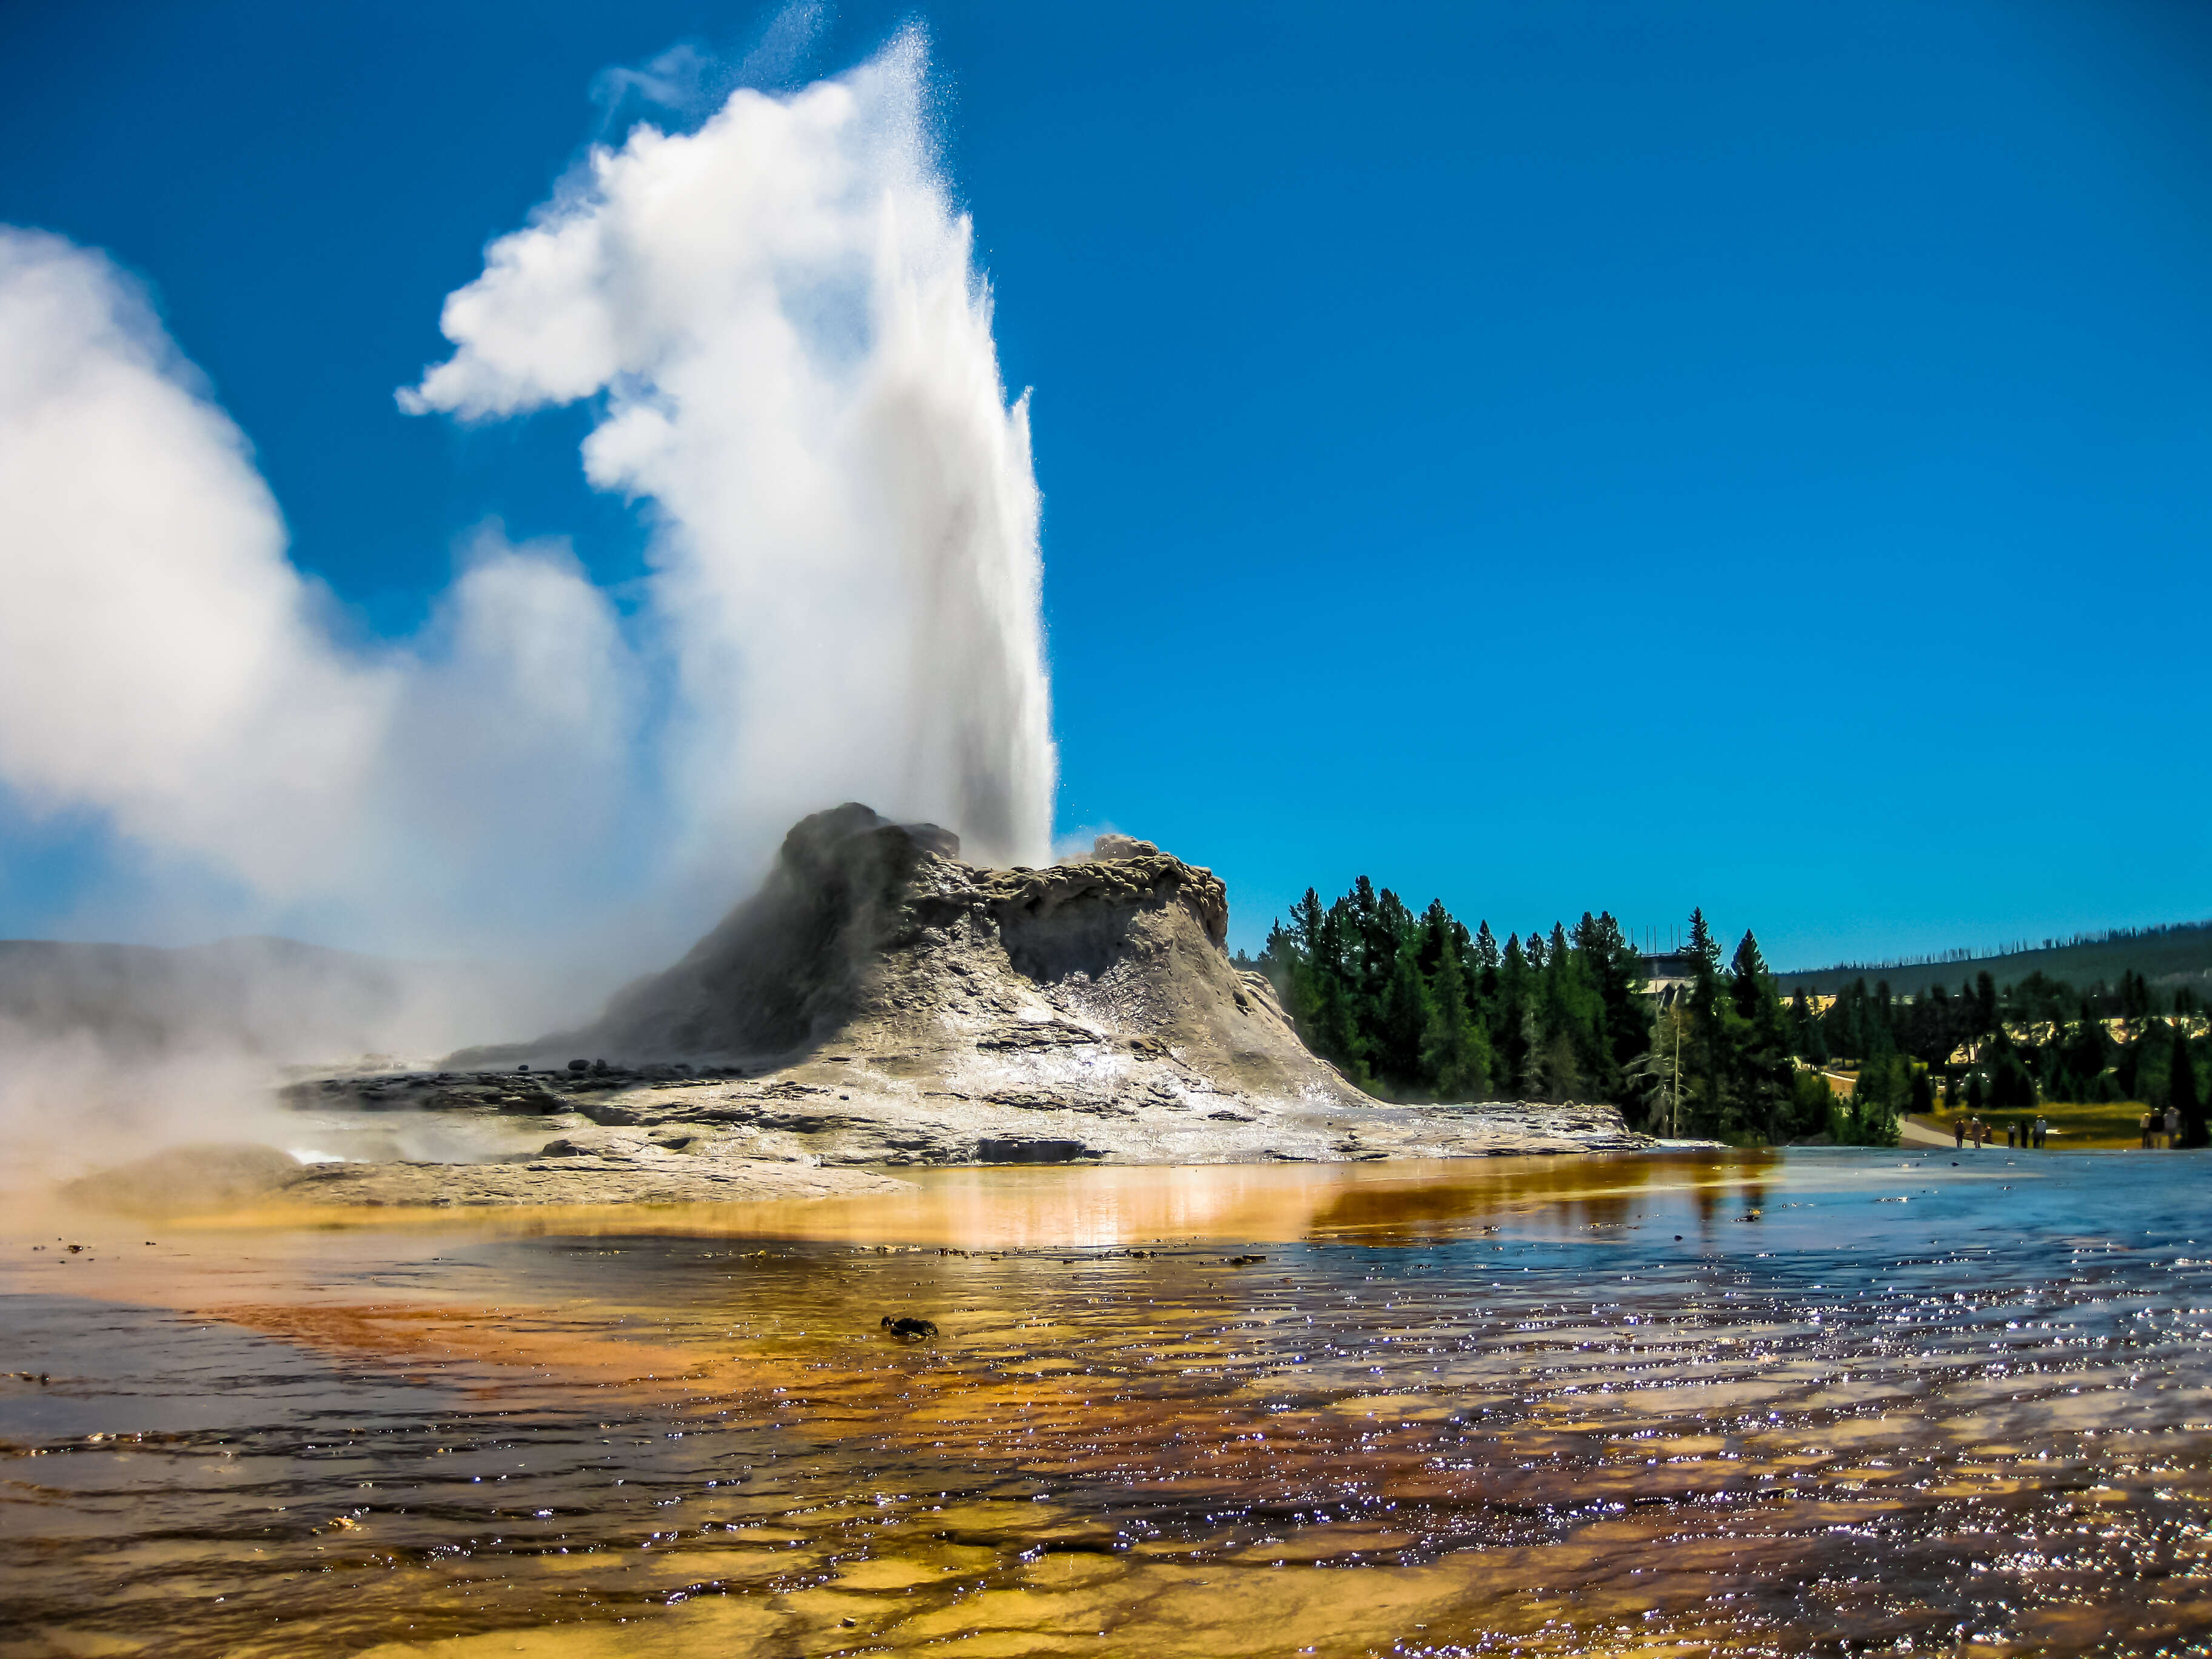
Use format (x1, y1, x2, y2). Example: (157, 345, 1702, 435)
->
(2, 0, 2208, 969)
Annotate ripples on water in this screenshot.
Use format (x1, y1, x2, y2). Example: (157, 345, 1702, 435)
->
(5, 1151, 2212, 1657)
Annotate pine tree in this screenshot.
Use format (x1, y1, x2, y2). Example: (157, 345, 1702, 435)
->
(1531, 920, 1593, 1096)
(1985, 1027, 2036, 1110)
(1843, 1057, 1903, 1145)
(1472, 920, 1500, 973)
(1377, 943, 1432, 1095)
(1516, 1003, 1546, 1099)
(2172, 1024, 2205, 1149)
(1687, 907, 1721, 973)
(1974, 971, 1999, 1036)
(1412, 900, 1452, 978)
(1422, 940, 1493, 1102)
(1728, 930, 1769, 1019)
(1908, 1067, 1934, 1118)
(1727, 930, 1794, 1141)
(1538, 1031, 1583, 1102)
(1674, 910, 1729, 1136)
(2062, 1003, 2109, 1099)
(1791, 1067, 1835, 1139)
(1497, 933, 1532, 1090)
(1632, 1004, 1686, 1133)
(1790, 988, 1827, 1064)
(2121, 970, 2153, 1023)
(1575, 911, 1644, 1102)
(1274, 888, 1370, 1085)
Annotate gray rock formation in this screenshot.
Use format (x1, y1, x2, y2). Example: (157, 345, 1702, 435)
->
(453, 802, 1367, 1110)
(283, 805, 1647, 1187)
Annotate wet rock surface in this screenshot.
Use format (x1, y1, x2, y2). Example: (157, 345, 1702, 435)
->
(269, 804, 1649, 1204)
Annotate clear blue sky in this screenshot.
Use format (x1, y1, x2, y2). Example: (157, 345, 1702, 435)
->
(2, 0, 2208, 969)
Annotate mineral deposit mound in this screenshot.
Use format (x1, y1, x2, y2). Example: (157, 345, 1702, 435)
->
(272, 804, 1644, 1203)
(461, 801, 1373, 1116)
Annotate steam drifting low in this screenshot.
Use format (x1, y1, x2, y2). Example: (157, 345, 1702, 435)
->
(0, 32, 1054, 982)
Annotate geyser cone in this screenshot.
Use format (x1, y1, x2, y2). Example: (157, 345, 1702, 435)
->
(457, 803, 1370, 1116)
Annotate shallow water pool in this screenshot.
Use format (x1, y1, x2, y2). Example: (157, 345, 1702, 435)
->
(5, 1149, 2211, 1656)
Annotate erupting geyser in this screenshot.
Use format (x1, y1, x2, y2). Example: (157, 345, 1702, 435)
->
(0, 30, 1053, 982)
(402, 27, 1057, 874)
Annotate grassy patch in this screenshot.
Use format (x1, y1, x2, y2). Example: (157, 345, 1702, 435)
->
(1929, 1101, 2163, 1151)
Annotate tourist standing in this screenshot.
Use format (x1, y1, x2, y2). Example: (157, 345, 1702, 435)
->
(2033, 1113, 2048, 1148)
(1954, 1116, 1965, 1149)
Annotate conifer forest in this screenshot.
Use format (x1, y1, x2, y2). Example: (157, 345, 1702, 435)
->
(1242, 883, 2212, 1150)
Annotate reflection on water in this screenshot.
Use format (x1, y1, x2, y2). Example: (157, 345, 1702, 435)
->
(6, 1150, 2212, 1656)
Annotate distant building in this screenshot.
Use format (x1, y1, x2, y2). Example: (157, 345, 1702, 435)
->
(1641, 951, 1702, 1008)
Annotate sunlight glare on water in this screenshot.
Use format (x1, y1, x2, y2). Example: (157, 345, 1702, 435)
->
(5, 1150, 2212, 1656)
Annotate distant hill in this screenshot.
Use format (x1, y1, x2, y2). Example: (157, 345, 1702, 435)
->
(1774, 921, 2212, 1000)
(0, 936, 410, 1061)
(0, 936, 609, 1064)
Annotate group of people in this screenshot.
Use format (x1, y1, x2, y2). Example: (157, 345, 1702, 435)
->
(1952, 1114, 2048, 1149)
(2139, 1107, 2184, 1149)
(1946, 1107, 2189, 1150)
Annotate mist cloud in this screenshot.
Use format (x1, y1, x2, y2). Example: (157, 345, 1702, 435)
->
(0, 32, 1055, 984)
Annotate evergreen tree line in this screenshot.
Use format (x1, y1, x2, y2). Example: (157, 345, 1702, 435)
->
(1244, 882, 2212, 1149)
(1244, 886, 1873, 1144)
(1245, 879, 1644, 1108)
(1786, 967, 2197, 1074)
(1787, 968, 2208, 1144)
(1822, 917, 2212, 976)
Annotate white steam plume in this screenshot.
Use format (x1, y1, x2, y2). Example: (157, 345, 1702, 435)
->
(0, 32, 1055, 989)
(406, 27, 1053, 872)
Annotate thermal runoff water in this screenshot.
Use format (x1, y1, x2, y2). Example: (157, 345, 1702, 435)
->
(10, 1151, 2212, 1655)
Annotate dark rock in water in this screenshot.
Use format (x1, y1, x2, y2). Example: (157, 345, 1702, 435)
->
(881, 1315, 938, 1340)
(59, 1144, 300, 1215)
